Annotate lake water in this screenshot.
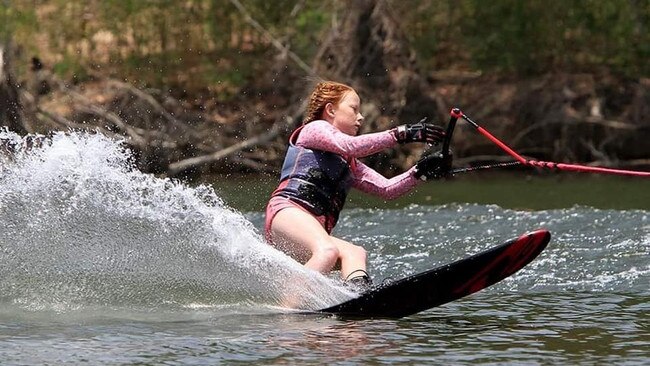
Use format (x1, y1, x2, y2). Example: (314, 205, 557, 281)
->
(0, 131, 648, 365)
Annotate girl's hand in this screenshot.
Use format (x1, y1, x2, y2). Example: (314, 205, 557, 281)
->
(391, 119, 446, 144)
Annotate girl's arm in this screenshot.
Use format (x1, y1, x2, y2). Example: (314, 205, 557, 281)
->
(350, 159, 420, 200)
(296, 120, 396, 158)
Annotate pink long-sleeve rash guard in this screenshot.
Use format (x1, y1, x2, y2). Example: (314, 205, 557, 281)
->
(295, 120, 420, 199)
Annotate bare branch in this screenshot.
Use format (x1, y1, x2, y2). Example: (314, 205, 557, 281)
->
(231, 156, 277, 174)
(510, 118, 638, 148)
(48, 77, 149, 147)
(75, 105, 148, 147)
(106, 80, 193, 134)
(167, 117, 289, 175)
(228, 0, 317, 77)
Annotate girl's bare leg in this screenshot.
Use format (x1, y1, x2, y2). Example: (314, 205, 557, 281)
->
(270, 207, 366, 278)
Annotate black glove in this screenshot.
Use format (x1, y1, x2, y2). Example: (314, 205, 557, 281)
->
(414, 150, 453, 181)
(391, 118, 446, 145)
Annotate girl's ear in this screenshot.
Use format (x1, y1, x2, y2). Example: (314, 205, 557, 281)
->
(325, 103, 336, 118)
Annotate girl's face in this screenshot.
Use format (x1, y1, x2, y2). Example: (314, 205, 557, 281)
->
(326, 91, 364, 136)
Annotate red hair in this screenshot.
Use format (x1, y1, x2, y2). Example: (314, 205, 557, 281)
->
(303, 81, 355, 125)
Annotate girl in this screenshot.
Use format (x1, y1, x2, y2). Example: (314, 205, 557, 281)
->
(265, 81, 449, 287)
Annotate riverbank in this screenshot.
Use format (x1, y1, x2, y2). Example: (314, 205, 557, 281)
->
(7, 70, 647, 180)
(3, 2, 648, 179)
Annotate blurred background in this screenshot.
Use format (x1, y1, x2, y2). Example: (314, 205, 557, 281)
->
(1, 0, 649, 180)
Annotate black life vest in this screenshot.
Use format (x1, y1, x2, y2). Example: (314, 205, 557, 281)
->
(271, 124, 355, 229)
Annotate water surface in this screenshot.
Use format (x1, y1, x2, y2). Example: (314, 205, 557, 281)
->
(0, 131, 647, 365)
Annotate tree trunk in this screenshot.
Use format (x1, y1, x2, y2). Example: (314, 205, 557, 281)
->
(313, 0, 440, 172)
(0, 41, 28, 135)
(314, 0, 438, 119)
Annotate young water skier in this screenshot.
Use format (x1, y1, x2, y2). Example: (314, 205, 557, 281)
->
(264, 81, 452, 288)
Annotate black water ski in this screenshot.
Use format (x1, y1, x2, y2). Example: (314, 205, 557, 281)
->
(320, 230, 550, 318)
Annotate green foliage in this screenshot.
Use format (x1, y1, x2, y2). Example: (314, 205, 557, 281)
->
(397, 0, 649, 76)
(1, 3, 35, 30)
(52, 53, 89, 81)
(0, 3, 36, 42)
(291, 5, 329, 59)
(1, 0, 647, 92)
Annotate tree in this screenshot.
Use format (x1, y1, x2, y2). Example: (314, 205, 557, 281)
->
(0, 39, 28, 135)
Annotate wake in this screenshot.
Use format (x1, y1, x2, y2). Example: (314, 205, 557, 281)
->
(0, 129, 351, 312)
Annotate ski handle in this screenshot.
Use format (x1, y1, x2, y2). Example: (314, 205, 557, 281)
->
(441, 108, 462, 161)
(447, 108, 650, 178)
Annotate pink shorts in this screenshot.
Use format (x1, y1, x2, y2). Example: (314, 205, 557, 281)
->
(264, 196, 329, 243)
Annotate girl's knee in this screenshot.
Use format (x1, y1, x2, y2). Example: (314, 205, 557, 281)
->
(352, 245, 367, 261)
(341, 243, 366, 261)
(314, 243, 340, 263)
